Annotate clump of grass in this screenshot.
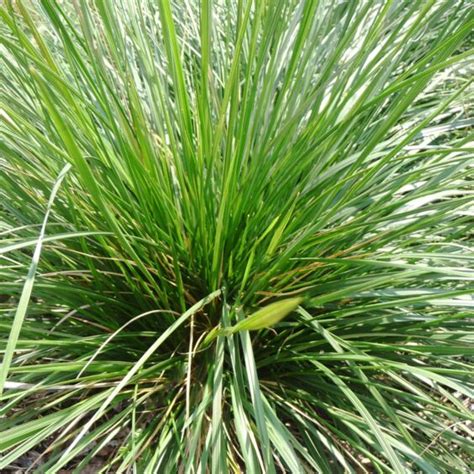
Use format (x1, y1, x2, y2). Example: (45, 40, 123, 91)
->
(1, 0, 473, 471)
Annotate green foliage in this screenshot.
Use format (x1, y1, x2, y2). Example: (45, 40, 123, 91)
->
(1, 0, 473, 471)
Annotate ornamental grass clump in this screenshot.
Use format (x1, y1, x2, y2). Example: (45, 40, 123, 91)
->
(0, 0, 473, 471)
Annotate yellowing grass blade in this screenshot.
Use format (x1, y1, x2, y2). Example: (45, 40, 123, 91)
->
(227, 297, 303, 334)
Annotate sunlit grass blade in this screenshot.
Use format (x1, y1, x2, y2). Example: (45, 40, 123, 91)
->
(1, 0, 472, 471)
(0, 163, 71, 396)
